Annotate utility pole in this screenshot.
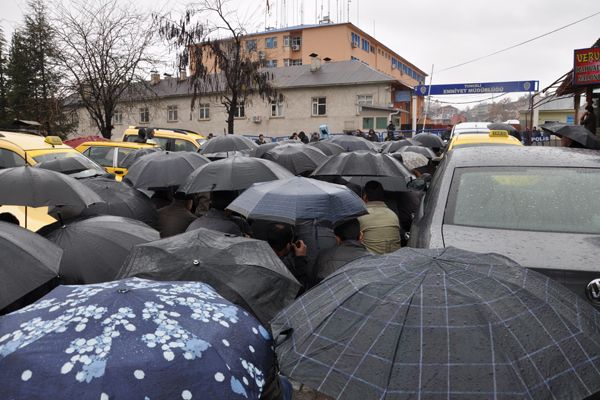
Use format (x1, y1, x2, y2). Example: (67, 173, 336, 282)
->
(422, 64, 435, 133)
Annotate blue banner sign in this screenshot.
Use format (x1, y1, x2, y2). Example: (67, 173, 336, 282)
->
(414, 81, 538, 96)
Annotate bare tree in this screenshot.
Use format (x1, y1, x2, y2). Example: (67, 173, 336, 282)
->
(159, 0, 276, 134)
(53, 0, 156, 138)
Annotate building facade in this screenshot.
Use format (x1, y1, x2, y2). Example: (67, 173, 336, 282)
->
(73, 61, 415, 139)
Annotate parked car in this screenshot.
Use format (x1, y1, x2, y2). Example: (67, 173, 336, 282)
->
(122, 126, 205, 152)
(75, 141, 157, 181)
(0, 131, 103, 230)
(409, 146, 600, 308)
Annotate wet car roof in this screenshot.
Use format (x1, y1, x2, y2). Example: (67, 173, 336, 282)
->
(447, 146, 600, 168)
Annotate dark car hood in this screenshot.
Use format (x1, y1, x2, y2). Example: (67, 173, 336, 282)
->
(442, 225, 600, 273)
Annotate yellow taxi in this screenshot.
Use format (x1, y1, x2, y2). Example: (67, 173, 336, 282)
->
(122, 126, 206, 152)
(447, 129, 523, 151)
(0, 131, 102, 231)
(75, 141, 157, 180)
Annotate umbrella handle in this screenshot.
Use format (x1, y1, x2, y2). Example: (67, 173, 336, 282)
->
(274, 328, 294, 346)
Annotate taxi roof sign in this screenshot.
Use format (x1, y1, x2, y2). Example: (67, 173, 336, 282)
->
(489, 130, 509, 138)
(44, 136, 63, 146)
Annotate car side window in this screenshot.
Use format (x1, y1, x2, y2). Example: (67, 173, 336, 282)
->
(87, 147, 114, 167)
(172, 139, 197, 152)
(0, 148, 26, 169)
(123, 135, 136, 142)
(150, 137, 170, 150)
(115, 147, 134, 168)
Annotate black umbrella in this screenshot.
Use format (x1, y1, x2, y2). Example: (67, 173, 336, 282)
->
(43, 215, 159, 284)
(201, 150, 252, 160)
(311, 151, 413, 178)
(308, 141, 345, 156)
(119, 146, 163, 169)
(180, 156, 294, 193)
(262, 143, 328, 175)
(34, 156, 101, 175)
(541, 122, 600, 149)
(328, 135, 377, 152)
(272, 247, 600, 400)
(199, 134, 258, 154)
(250, 142, 280, 158)
(117, 227, 300, 324)
(395, 145, 437, 159)
(123, 151, 210, 189)
(413, 132, 444, 149)
(383, 138, 423, 153)
(76, 177, 158, 227)
(0, 221, 62, 310)
(0, 166, 104, 209)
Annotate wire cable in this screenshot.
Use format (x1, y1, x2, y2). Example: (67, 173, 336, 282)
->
(438, 10, 600, 73)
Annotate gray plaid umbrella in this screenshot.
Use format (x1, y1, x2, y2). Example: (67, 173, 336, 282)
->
(262, 144, 328, 175)
(226, 177, 367, 225)
(180, 156, 293, 193)
(0, 222, 62, 310)
(308, 141, 345, 156)
(199, 134, 258, 154)
(123, 151, 210, 189)
(117, 227, 300, 325)
(272, 247, 600, 400)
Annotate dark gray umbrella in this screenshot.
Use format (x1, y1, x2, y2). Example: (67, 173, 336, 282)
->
(117, 227, 300, 324)
(250, 142, 280, 158)
(201, 150, 252, 160)
(199, 134, 258, 154)
(272, 247, 600, 400)
(262, 144, 328, 175)
(123, 151, 210, 189)
(308, 141, 345, 156)
(180, 156, 293, 193)
(0, 221, 62, 310)
(67, 177, 158, 228)
(311, 151, 413, 178)
(328, 135, 377, 152)
(34, 156, 101, 175)
(0, 166, 104, 208)
(395, 145, 437, 159)
(227, 177, 367, 225)
(383, 138, 423, 153)
(119, 147, 163, 169)
(541, 122, 600, 149)
(43, 215, 159, 284)
(413, 132, 444, 149)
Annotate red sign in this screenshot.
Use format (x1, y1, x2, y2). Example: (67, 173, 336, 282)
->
(574, 47, 600, 85)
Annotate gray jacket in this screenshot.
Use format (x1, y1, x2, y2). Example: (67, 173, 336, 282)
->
(312, 240, 370, 286)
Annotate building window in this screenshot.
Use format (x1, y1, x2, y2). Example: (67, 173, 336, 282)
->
(291, 36, 302, 48)
(376, 117, 388, 129)
(283, 36, 290, 47)
(265, 37, 277, 49)
(234, 102, 245, 118)
(312, 97, 326, 116)
(361, 38, 370, 52)
(198, 103, 210, 120)
(370, 45, 375, 54)
(246, 40, 257, 51)
(265, 59, 278, 68)
(167, 105, 178, 122)
(351, 32, 360, 47)
(362, 117, 374, 130)
(139, 107, 149, 123)
(113, 109, 123, 125)
(357, 95, 373, 105)
(271, 100, 284, 117)
(284, 58, 302, 66)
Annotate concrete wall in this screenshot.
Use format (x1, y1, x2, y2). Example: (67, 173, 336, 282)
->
(75, 83, 395, 140)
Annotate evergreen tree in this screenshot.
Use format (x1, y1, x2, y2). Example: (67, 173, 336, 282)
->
(0, 27, 9, 126)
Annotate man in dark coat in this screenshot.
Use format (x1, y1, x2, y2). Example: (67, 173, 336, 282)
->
(186, 190, 251, 236)
(266, 223, 308, 291)
(157, 192, 197, 238)
(311, 218, 370, 287)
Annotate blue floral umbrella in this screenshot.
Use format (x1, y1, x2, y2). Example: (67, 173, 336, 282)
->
(0, 278, 274, 399)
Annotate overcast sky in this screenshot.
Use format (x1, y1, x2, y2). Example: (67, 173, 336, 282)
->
(2, 0, 599, 109)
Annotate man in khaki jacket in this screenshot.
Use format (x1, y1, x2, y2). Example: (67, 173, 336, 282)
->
(358, 181, 401, 254)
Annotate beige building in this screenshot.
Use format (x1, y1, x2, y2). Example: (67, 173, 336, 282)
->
(519, 96, 581, 127)
(73, 61, 416, 139)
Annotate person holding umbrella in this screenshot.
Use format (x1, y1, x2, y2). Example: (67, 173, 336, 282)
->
(187, 191, 251, 236)
(255, 134, 268, 145)
(581, 103, 597, 134)
(266, 223, 309, 290)
(157, 192, 197, 238)
(358, 181, 401, 254)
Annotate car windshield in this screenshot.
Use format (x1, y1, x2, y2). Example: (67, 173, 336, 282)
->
(444, 167, 600, 234)
(33, 151, 103, 172)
